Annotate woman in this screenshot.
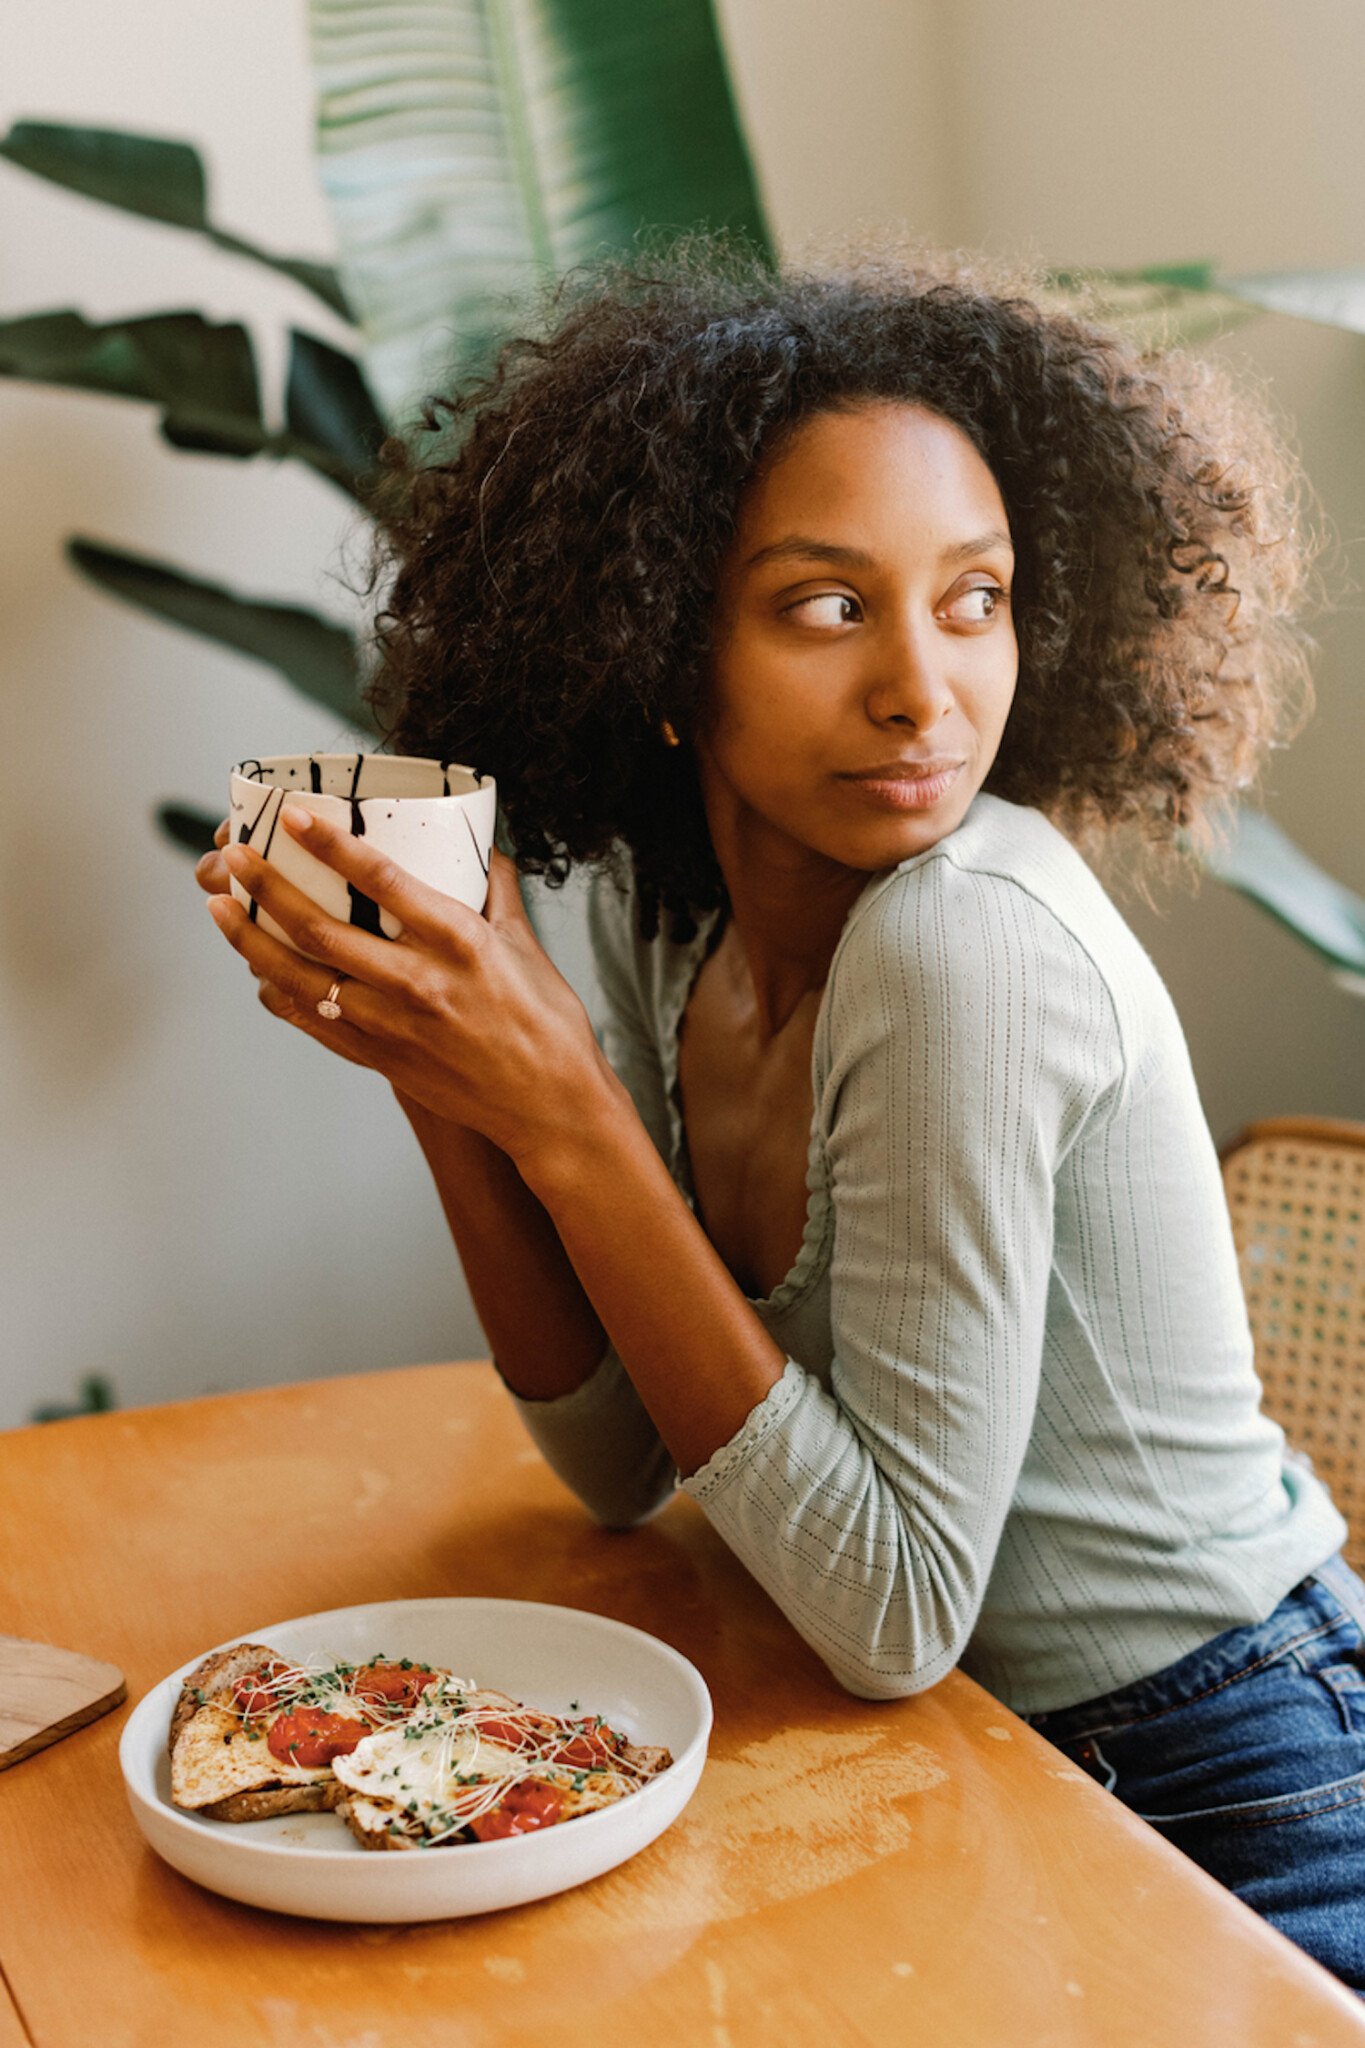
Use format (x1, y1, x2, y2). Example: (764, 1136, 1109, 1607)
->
(199, 240, 1365, 1986)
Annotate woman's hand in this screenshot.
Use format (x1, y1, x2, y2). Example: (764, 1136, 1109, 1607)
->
(203, 808, 614, 1169)
(194, 819, 232, 898)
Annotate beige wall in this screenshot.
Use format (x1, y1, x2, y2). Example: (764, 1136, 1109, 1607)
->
(1, 0, 1360, 1426)
(904, 0, 1365, 1139)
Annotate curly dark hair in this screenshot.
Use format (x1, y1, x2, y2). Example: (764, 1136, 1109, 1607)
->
(366, 233, 1322, 940)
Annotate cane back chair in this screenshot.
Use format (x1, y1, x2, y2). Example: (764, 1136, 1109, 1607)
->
(1220, 1117, 1365, 1576)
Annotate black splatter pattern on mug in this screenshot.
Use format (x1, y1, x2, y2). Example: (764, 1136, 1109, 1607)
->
(233, 752, 487, 937)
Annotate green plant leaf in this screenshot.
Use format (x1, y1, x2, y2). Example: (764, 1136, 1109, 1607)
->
(1046, 260, 1365, 349)
(285, 328, 389, 490)
(306, 0, 773, 421)
(67, 537, 369, 725)
(1203, 807, 1365, 979)
(0, 308, 382, 498)
(1043, 263, 1259, 352)
(31, 1374, 117, 1423)
(0, 121, 352, 320)
(1213, 268, 1365, 337)
(156, 802, 222, 856)
(0, 307, 264, 448)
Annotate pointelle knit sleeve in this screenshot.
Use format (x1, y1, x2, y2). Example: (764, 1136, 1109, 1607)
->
(681, 854, 1128, 1697)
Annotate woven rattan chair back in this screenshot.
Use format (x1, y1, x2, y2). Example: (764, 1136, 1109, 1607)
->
(1220, 1117, 1365, 1576)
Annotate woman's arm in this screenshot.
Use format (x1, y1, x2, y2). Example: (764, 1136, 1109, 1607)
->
(207, 812, 1112, 1699)
(517, 859, 1125, 1698)
(396, 1067, 786, 1478)
(398, 1098, 682, 1527)
(396, 1099, 607, 1402)
(514, 1089, 788, 1472)
(199, 820, 698, 1520)
(207, 818, 784, 1465)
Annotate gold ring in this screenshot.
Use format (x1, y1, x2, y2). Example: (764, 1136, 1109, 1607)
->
(316, 980, 345, 1021)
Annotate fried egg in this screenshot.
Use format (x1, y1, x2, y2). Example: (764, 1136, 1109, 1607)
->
(165, 1646, 671, 1843)
(332, 1687, 650, 1848)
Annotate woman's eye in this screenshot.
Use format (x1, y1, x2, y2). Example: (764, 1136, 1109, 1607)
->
(787, 592, 860, 627)
(949, 585, 1008, 622)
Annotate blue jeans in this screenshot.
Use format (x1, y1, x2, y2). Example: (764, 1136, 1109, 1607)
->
(1024, 1551, 1365, 1996)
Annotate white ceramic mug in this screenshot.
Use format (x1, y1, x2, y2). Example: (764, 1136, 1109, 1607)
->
(227, 753, 497, 951)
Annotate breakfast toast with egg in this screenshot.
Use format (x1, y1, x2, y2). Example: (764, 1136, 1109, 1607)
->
(331, 1686, 673, 1850)
(168, 1643, 671, 1840)
(168, 1643, 445, 1822)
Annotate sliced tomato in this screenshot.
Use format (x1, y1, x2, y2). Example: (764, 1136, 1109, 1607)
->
(473, 1716, 538, 1751)
(349, 1662, 439, 1713)
(267, 1706, 369, 1768)
(469, 1779, 565, 1840)
(552, 1722, 622, 1770)
(232, 1662, 287, 1719)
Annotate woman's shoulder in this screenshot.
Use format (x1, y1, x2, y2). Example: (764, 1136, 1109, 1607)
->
(828, 795, 1178, 1067)
(583, 855, 718, 1034)
(846, 793, 1108, 927)
(583, 859, 646, 1020)
(839, 795, 1148, 979)
(584, 856, 636, 958)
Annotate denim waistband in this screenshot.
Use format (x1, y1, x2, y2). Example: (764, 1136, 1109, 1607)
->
(1024, 1551, 1364, 1745)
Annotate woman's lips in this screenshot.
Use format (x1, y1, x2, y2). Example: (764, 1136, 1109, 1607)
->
(838, 762, 965, 809)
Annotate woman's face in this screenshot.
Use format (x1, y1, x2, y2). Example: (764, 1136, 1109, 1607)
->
(698, 401, 1019, 878)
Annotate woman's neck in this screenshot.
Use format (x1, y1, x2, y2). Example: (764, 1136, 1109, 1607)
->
(708, 837, 871, 1044)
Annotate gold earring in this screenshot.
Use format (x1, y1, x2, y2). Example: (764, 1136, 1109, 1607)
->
(660, 720, 681, 748)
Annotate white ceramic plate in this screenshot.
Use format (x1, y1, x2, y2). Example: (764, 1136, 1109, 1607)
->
(119, 1597, 711, 1922)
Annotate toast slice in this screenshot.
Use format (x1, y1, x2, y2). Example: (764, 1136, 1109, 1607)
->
(169, 1641, 356, 1821)
(332, 1689, 674, 1850)
(166, 1646, 672, 1840)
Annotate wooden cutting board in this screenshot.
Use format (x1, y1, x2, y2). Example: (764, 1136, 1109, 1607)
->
(0, 1636, 126, 1771)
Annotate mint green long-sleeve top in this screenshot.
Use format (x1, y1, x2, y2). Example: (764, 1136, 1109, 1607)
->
(508, 795, 1345, 1714)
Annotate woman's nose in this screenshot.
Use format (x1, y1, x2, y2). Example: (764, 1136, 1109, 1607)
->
(863, 622, 955, 729)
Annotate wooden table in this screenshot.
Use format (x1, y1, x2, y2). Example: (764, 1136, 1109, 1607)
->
(3, 1363, 1364, 2047)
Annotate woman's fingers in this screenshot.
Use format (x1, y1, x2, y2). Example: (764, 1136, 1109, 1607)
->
(208, 891, 383, 1031)
(195, 819, 234, 896)
(196, 850, 229, 895)
(483, 845, 534, 928)
(220, 841, 431, 996)
(257, 979, 380, 1069)
(277, 805, 486, 947)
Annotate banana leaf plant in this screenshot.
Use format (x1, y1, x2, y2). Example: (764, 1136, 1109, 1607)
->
(0, 122, 396, 858)
(1203, 808, 1365, 993)
(0, 0, 1362, 983)
(306, 0, 770, 422)
(0, 0, 768, 851)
